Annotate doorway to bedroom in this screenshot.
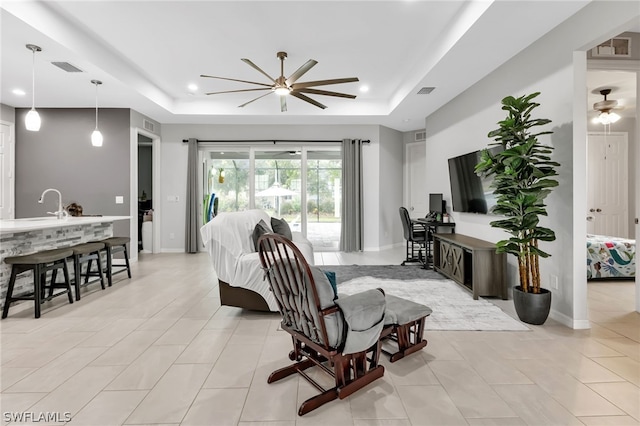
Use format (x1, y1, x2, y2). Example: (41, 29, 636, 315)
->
(199, 145, 342, 251)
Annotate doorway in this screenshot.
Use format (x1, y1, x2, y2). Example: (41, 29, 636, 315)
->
(587, 132, 630, 238)
(198, 144, 342, 251)
(138, 134, 153, 253)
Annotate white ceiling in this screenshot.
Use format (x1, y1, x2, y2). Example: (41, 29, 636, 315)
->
(1, 0, 634, 132)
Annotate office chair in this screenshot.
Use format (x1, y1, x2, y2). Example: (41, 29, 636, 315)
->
(399, 207, 427, 265)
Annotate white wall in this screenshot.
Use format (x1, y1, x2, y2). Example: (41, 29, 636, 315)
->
(159, 124, 386, 252)
(422, 1, 639, 327)
(377, 125, 404, 250)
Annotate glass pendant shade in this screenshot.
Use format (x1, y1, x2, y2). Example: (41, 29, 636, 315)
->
(597, 111, 620, 125)
(91, 129, 103, 147)
(91, 79, 103, 147)
(25, 108, 41, 131)
(25, 44, 42, 132)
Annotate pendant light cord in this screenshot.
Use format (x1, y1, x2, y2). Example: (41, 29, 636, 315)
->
(95, 82, 99, 130)
(31, 47, 36, 109)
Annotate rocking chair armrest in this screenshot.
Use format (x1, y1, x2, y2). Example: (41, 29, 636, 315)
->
(335, 289, 386, 354)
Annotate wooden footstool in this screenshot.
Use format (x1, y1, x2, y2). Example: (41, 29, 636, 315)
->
(380, 295, 432, 362)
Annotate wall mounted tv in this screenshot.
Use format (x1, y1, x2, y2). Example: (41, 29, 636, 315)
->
(447, 147, 501, 214)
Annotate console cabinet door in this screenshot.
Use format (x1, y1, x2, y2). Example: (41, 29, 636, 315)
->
(449, 244, 464, 283)
(439, 240, 452, 276)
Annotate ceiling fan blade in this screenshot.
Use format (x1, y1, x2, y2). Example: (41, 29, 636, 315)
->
(200, 74, 273, 88)
(206, 88, 272, 95)
(290, 92, 327, 109)
(286, 59, 318, 86)
(241, 58, 277, 84)
(291, 77, 359, 90)
(295, 88, 356, 99)
(238, 91, 273, 108)
(280, 95, 287, 112)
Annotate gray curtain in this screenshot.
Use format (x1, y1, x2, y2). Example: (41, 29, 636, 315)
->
(340, 138, 364, 252)
(185, 138, 199, 253)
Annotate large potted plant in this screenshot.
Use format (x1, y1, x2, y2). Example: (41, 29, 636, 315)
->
(475, 92, 560, 325)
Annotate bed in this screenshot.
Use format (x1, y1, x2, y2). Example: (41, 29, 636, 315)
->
(587, 234, 636, 280)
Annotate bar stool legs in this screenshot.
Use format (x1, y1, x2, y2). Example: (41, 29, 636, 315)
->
(2, 248, 74, 319)
(101, 237, 132, 287)
(69, 242, 106, 301)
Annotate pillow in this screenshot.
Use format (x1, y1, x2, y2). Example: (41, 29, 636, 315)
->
(271, 217, 293, 240)
(322, 270, 338, 299)
(252, 219, 272, 252)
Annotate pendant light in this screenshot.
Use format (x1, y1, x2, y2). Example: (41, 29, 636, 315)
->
(91, 79, 103, 147)
(25, 44, 42, 131)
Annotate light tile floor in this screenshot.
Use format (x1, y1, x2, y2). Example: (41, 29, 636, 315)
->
(0, 249, 638, 425)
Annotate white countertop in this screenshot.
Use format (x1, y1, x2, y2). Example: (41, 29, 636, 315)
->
(0, 216, 130, 234)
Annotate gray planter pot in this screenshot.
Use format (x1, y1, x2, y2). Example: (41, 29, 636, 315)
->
(513, 286, 551, 325)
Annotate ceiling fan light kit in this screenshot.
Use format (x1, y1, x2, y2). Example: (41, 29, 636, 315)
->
(202, 51, 358, 112)
(593, 88, 623, 127)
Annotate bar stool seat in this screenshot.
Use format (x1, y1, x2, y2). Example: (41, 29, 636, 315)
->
(69, 242, 106, 301)
(2, 248, 74, 319)
(100, 237, 131, 286)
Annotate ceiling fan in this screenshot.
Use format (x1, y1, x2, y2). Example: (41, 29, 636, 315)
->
(201, 51, 359, 112)
(593, 88, 623, 124)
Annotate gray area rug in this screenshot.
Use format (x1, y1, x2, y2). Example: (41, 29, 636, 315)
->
(322, 265, 529, 331)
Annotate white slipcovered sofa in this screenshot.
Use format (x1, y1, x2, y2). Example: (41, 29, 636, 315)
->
(200, 209, 314, 311)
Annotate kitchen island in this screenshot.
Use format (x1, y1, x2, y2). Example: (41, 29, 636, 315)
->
(0, 216, 130, 311)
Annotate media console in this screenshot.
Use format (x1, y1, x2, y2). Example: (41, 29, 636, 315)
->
(432, 233, 507, 300)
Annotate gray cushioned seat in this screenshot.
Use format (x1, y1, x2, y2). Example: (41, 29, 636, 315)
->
(71, 242, 105, 255)
(384, 294, 432, 326)
(5, 248, 73, 265)
(102, 237, 130, 247)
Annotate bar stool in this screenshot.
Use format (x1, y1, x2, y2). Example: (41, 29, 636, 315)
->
(2, 248, 74, 319)
(101, 237, 132, 286)
(69, 242, 106, 301)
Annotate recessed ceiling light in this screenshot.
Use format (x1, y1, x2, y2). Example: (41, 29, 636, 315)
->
(359, 85, 369, 93)
(403, 118, 411, 123)
(12, 88, 26, 96)
(188, 83, 198, 92)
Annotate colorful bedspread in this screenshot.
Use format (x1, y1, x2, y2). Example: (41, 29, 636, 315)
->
(587, 234, 636, 279)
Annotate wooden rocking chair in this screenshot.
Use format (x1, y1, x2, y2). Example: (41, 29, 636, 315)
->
(257, 233, 387, 416)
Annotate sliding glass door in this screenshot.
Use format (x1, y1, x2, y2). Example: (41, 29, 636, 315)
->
(306, 150, 341, 251)
(199, 145, 341, 251)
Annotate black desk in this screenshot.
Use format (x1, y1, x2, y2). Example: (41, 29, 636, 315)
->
(413, 219, 456, 269)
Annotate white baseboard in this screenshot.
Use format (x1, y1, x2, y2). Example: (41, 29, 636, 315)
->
(549, 309, 590, 329)
(161, 248, 185, 253)
(363, 242, 403, 252)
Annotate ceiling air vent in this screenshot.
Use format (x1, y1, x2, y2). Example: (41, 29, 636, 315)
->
(51, 61, 84, 73)
(143, 119, 155, 133)
(415, 131, 426, 141)
(417, 87, 435, 95)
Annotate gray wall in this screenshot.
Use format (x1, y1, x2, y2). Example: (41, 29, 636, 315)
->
(0, 104, 15, 123)
(15, 108, 131, 238)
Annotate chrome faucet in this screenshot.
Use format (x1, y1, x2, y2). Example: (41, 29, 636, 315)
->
(38, 188, 68, 219)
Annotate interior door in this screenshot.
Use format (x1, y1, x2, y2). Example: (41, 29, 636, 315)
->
(0, 123, 14, 219)
(406, 142, 427, 218)
(587, 132, 628, 237)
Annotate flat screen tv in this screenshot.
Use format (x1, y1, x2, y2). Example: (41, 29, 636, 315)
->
(447, 147, 501, 214)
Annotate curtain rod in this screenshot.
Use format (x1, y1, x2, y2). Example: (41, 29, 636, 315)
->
(182, 139, 370, 144)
